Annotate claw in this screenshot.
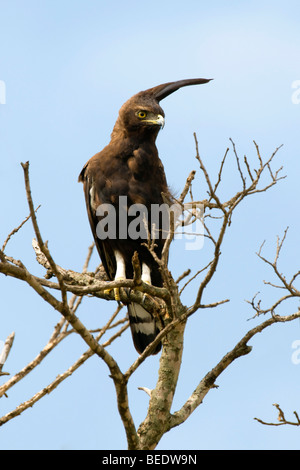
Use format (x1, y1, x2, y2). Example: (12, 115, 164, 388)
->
(114, 286, 121, 301)
(114, 275, 126, 301)
(105, 277, 124, 301)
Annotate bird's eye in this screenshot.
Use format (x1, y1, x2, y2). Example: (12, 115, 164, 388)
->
(137, 111, 147, 119)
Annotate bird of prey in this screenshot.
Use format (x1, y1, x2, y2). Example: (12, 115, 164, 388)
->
(79, 78, 211, 355)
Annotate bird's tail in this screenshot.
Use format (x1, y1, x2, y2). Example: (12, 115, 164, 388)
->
(127, 303, 161, 355)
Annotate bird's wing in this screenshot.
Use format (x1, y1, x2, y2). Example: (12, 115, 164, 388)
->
(79, 160, 117, 280)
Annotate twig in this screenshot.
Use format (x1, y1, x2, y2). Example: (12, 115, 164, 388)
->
(21, 161, 69, 310)
(0, 332, 15, 376)
(175, 269, 191, 284)
(244, 155, 254, 181)
(212, 147, 230, 194)
(194, 133, 225, 212)
(1, 206, 41, 252)
(256, 229, 300, 297)
(254, 403, 300, 427)
(179, 262, 212, 295)
(138, 387, 152, 397)
(178, 170, 196, 204)
(230, 138, 246, 190)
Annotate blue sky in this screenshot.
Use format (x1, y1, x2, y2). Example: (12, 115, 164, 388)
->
(1, 0, 300, 450)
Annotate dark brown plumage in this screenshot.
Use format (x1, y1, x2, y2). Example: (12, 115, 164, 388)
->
(79, 78, 211, 354)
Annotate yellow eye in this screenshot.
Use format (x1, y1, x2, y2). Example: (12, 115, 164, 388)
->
(137, 110, 147, 119)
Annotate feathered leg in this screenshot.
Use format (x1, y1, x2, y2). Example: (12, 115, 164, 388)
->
(104, 249, 126, 301)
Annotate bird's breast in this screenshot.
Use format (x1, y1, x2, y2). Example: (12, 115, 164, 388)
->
(127, 147, 156, 179)
(87, 144, 166, 208)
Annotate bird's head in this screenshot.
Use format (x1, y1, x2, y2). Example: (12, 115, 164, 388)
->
(117, 93, 165, 134)
(111, 78, 212, 140)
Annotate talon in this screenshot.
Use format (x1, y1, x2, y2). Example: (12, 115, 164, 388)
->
(113, 274, 126, 301)
(104, 286, 122, 301)
(104, 285, 122, 301)
(114, 287, 121, 301)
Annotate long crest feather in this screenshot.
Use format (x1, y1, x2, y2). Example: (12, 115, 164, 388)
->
(146, 78, 213, 102)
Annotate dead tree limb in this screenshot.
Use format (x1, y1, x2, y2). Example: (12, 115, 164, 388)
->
(1, 138, 298, 450)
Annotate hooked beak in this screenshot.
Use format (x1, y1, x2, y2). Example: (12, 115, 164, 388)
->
(156, 114, 165, 128)
(145, 114, 165, 129)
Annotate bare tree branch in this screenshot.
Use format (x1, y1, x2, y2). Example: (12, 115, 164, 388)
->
(254, 403, 300, 427)
(1, 138, 297, 450)
(1, 206, 40, 252)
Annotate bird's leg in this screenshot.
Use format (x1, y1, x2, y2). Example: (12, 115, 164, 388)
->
(113, 250, 126, 301)
(104, 250, 126, 301)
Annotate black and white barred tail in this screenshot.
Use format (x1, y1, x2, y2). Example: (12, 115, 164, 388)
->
(127, 303, 161, 355)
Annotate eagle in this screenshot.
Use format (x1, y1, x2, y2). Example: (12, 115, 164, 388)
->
(79, 78, 211, 355)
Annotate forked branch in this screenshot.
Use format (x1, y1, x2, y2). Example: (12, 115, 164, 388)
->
(1, 138, 296, 451)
